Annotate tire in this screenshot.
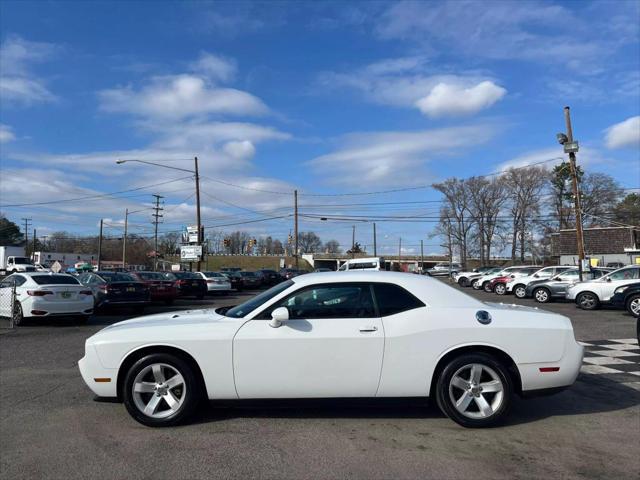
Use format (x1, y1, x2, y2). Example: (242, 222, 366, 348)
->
(625, 294, 640, 318)
(483, 281, 493, 293)
(577, 292, 600, 310)
(472, 279, 481, 290)
(533, 287, 551, 303)
(458, 277, 469, 288)
(12, 302, 24, 326)
(513, 284, 527, 299)
(494, 283, 507, 295)
(435, 353, 512, 428)
(164, 299, 175, 306)
(122, 353, 201, 427)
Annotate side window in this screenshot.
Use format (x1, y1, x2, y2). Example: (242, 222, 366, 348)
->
(261, 283, 375, 319)
(557, 271, 578, 281)
(608, 268, 639, 281)
(13, 276, 27, 287)
(373, 283, 425, 317)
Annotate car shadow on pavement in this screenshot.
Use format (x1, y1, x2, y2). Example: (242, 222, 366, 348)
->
(188, 376, 639, 427)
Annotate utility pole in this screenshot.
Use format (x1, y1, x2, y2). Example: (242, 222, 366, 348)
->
(398, 237, 402, 271)
(21, 218, 31, 257)
(122, 208, 128, 269)
(420, 239, 424, 274)
(294, 190, 299, 268)
(152, 195, 164, 272)
(563, 106, 585, 281)
(351, 225, 356, 258)
(194, 156, 202, 272)
(97, 219, 103, 271)
(373, 222, 377, 257)
(32, 229, 37, 260)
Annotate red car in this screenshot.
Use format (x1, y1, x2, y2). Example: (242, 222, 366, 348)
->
(129, 271, 178, 305)
(484, 275, 511, 294)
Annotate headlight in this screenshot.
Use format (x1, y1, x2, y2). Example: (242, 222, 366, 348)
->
(614, 285, 629, 294)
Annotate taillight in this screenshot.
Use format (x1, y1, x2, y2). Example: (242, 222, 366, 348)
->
(98, 284, 109, 292)
(79, 290, 93, 295)
(27, 290, 54, 296)
(207, 280, 214, 284)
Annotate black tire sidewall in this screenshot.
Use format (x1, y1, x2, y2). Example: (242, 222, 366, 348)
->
(577, 292, 599, 310)
(436, 353, 513, 428)
(123, 353, 200, 427)
(625, 294, 640, 318)
(13, 302, 24, 326)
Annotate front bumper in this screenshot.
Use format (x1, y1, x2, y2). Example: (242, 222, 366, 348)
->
(78, 345, 118, 398)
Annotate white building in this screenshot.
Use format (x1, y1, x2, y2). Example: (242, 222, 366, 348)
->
(32, 251, 97, 267)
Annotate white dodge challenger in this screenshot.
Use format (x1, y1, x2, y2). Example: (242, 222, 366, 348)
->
(79, 271, 583, 428)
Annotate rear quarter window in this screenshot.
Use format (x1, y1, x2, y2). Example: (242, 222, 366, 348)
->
(373, 283, 425, 317)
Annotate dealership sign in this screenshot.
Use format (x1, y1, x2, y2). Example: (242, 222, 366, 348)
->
(180, 245, 202, 261)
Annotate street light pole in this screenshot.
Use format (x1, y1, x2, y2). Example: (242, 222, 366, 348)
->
(194, 157, 202, 272)
(122, 208, 128, 269)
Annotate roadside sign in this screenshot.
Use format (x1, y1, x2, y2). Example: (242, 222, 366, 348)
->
(187, 226, 200, 244)
(51, 261, 63, 273)
(180, 245, 202, 261)
(171, 264, 181, 271)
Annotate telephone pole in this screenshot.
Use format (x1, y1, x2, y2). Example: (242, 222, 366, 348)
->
(97, 219, 103, 271)
(194, 156, 202, 272)
(398, 237, 402, 271)
(21, 218, 31, 257)
(373, 222, 377, 257)
(152, 195, 164, 271)
(351, 225, 356, 258)
(294, 190, 299, 268)
(562, 106, 585, 281)
(122, 208, 129, 269)
(420, 239, 424, 274)
(32, 229, 37, 259)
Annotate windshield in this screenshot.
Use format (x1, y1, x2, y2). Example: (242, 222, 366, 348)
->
(166, 272, 199, 280)
(138, 272, 165, 280)
(12, 257, 31, 264)
(100, 273, 136, 282)
(203, 272, 224, 278)
(225, 280, 293, 318)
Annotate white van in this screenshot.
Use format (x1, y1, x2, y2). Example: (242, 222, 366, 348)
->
(338, 257, 385, 271)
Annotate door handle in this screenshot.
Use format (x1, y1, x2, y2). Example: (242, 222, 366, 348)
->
(359, 326, 378, 332)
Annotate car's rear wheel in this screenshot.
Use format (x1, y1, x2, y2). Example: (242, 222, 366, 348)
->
(533, 287, 551, 303)
(472, 279, 481, 290)
(12, 302, 24, 326)
(494, 283, 507, 295)
(458, 277, 469, 287)
(436, 353, 512, 428)
(513, 285, 527, 299)
(483, 281, 493, 293)
(577, 292, 599, 310)
(625, 294, 640, 318)
(123, 353, 201, 427)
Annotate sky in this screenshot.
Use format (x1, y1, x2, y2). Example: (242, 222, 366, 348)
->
(0, 0, 639, 256)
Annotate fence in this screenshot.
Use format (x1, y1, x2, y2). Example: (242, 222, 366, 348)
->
(0, 283, 17, 329)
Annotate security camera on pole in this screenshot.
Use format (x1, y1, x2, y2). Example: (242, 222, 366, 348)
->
(557, 106, 586, 282)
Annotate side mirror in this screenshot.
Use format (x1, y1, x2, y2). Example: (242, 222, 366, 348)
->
(533, 274, 539, 278)
(269, 307, 289, 328)
(606, 277, 611, 282)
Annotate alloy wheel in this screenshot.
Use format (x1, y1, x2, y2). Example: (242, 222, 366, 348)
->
(514, 286, 526, 298)
(629, 297, 640, 317)
(132, 363, 187, 419)
(534, 288, 549, 303)
(578, 293, 598, 310)
(495, 284, 506, 295)
(448, 363, 504, 419)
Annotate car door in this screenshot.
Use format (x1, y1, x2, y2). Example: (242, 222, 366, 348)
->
(549, 270, 580, 297)
(233, 282, 384, 399)
(600, 267, 640, 301)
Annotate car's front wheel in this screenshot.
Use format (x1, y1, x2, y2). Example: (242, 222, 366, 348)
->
(494, 283, 507, 295)
(577, 292, 599, 310)
(625, 294, 640, 318)
(483, 281, 493, 293)
(436, 353, 512, 428)
(458, 277, 469, 287)
(533, 287, 551, 303)
(472, 279, 481, 290)
(513, 284, 527, 299)
(123, 353, 201, 427)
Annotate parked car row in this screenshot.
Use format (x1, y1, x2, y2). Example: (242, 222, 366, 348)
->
(453, 264, 640, 319)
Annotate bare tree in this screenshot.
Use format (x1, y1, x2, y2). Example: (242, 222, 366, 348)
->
(432, 179, 474, 268)
(297, 231, 322, 253)
(579, 173, 623, 226)
(467, 176, 507, 264)
(503, 166, 548, 262)
(324, 239, 341, 253)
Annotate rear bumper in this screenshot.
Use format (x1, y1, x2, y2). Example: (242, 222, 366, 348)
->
(519, 340, 584, 393)
(27, 298, 94, 317)
(97, 299, 150, 307)
(206, 284, 232, 292)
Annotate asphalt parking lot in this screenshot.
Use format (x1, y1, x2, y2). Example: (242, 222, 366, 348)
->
(1, 283, 639, 480)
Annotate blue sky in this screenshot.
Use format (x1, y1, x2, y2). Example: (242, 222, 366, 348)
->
(1, 0, 639, 255)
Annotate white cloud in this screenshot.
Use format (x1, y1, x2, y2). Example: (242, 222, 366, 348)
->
(0, 124, 16, 143)
(318, 58, 505, 117)
(223, 140, 256, 161)
(495, 146, 609, 173)
(308, 125, 498, 187)
(99, 74, 268, 119)
(0, 36, 58, 105)
(605, 116, 640, 149)
(189, 52, 237, 82)
(415, 81, 506, 118)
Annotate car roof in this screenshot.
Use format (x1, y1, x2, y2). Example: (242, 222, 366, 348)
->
(10, 272, 74, 278)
